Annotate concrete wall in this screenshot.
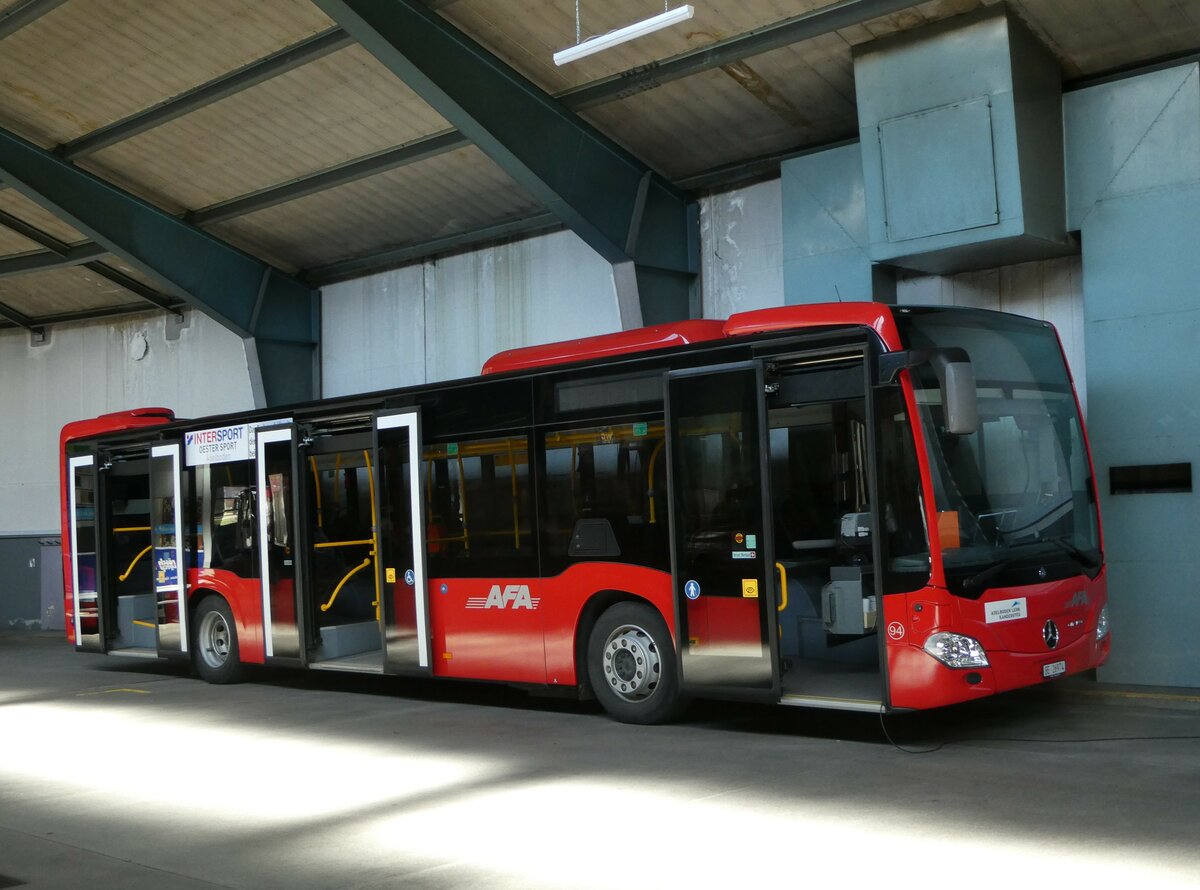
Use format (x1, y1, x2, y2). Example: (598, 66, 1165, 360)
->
(897, 256, 1087, 410)
(700, 178, 784, 319)
(0, 308, 256, 535)
(1063, 63, 1200, 686)
(322, 180, 787, 396)
(322, 229, 621, 395)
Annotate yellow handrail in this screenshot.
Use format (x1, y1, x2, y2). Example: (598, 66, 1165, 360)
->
(113, 526, 150, 533)
(320, 557, 372, 613)
(310, 456, 323, 527)
(456, 450, 469, 551)
(775, 562, 788, 613)
(119, 545, 153, 582)
(363, 450, 381, 617)
(647, 439, 665, 524)
(314, 538, 374, 549)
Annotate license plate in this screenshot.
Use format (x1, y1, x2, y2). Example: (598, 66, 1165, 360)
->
(1042, 660, 1067, 678)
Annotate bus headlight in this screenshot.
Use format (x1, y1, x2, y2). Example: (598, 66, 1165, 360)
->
(923, 632, 989, 669)
(1096, 605, 1109, 641)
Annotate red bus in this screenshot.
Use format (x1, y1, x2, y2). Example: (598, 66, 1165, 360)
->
(59, 302, 1109, 723)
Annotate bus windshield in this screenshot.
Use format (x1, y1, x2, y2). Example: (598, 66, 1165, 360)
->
(897, 308, 1101, 596)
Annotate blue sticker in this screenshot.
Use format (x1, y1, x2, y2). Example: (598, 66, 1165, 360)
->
(440, 583, 449, 595)
(404, 569, 415, 587)
(684, 579, 701, 600)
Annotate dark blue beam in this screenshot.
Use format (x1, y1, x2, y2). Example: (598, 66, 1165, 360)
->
(0, 126, 318, 406)
(0, 0, 66, 40)
(314, 0, 697, 324)
(58, 28, 355, 160)
(305, 211, 562, 284)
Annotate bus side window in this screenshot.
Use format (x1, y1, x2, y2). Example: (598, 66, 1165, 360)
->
(199, 460, 256, 578)
(423, 435, 535, 578)
(540, 422, 669, 572)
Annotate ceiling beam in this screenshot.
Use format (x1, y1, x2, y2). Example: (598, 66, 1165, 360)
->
(0, 0, 67, 41)
(0, 243, 107, 278)
(0, 125, 318, 406)
(58, 28, 355, 160)
(0, 299, 182, 332)
(313, 0, 697, 325)
(0, 208, 180, 314)
(561, 0, 919, 110)
(0, 296, 40, 331)
(304, 212, 562, 285)
(187, 0, 914, 234)
(189, 129, 467, 225)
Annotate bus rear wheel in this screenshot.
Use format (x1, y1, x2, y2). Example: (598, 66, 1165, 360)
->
(192, 596, 244, 684)
(588, 602, 682, 725)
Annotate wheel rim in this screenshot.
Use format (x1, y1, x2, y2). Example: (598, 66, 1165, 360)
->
(602, 623, 661, 702)
(199, 610, 231, 669)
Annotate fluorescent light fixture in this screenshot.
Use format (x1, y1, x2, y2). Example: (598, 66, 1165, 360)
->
(553, 5, 695, 66)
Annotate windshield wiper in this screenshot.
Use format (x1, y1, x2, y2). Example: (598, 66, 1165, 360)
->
(1043, 536, 1101, 574)
(962, 538, 1100, 592)
(962, 554, 1015, 593)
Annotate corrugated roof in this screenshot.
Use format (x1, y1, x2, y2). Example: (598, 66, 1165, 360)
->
(0, 0, 1195, 328)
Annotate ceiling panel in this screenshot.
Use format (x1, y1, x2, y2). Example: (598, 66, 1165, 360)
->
(78, 45, 452, 214)
(0, 226, 41, 254)
(439, 0, 835, 94)
(0, 265, 140, 317)
(0, 191, 88, 244)
(1013, 0, 1200, 78)
(205, 146, 543, 272)
(0, 0, 1196, 329)
(0, 0, 334, 147)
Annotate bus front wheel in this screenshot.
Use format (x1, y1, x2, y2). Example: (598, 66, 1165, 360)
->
(192, 596, 244, 684)
(588, 602, 683, 725)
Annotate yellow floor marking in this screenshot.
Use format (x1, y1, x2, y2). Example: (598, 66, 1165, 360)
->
(1074, 688, 1200, 704)
(76, 688, 152, 697)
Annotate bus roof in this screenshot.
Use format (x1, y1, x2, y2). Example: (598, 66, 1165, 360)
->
(481, 302, 900, 375)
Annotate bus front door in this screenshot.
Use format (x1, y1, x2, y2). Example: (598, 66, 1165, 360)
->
(373, 410, 431, 675)
(666, 363, 779, 699)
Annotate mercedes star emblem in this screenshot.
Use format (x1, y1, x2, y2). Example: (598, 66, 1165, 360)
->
(1043, 619, 1059, 649)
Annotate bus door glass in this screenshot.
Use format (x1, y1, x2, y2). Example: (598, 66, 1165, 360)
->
(101, 453, 156, 653)
(374, 410, 430, 674)
(149, 443, 188, 655)
(68, 452, 103, 653)
(299, 429, 385, 671)
(666, 363, 778, 697)
(257, 425, 303, 660)
(764, 351, 885, 708)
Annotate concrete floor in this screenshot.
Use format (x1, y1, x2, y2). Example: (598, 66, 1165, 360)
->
(1, 632, 1198, 889)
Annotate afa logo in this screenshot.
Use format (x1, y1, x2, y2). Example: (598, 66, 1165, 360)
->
(465, 584, 541, 610)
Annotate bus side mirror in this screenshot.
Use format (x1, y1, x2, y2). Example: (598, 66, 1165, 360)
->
(938, 357, 978, 435)
(878, 347, 979, 436)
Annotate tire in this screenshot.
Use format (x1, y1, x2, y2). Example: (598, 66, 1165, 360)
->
(192, 596, 244, 684)
(587, 602, 683, 725)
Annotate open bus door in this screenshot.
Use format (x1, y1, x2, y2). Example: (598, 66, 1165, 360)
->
(373, 409, 431, 675)
(148, 442, 188, 656)
(666, 362, 780, 700)
(68, 450, 104, 653)
(71, 444, 179, 656)
(257, 424, 304, 661)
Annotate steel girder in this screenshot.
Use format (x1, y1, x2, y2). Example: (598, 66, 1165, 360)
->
(0, 126, 318, 407)
(314, 0, 698, 326)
